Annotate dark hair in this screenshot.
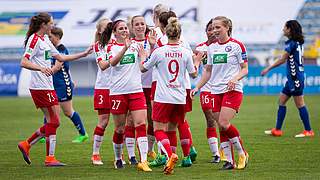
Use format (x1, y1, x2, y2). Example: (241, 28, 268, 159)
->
(159, 11, 177, 29)
(51, 26, 63, 39)
(205, 19, 213, 32)
(213, 16, 232, 36)
(285, 20, 304, 44)
(100, 19, 125, 47)
(24, 12, 51, 47)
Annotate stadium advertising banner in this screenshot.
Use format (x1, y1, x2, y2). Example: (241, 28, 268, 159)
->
(0, 0, 304, 48)
(0, 62, 21, 96)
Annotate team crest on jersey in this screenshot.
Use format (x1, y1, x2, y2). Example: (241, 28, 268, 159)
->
(45, 50, 52, 60)
(120, 54, 135, 65)
(241, 52, 247, 60)
(212, 53, 227, 64)
(225, 45, 232, 52)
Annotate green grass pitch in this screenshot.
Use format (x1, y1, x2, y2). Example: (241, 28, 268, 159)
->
(0, 95, 319, 179)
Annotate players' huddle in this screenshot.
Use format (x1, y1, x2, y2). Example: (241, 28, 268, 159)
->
(18, 3, 250, 175)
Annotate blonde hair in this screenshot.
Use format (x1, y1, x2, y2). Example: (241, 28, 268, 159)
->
(165, 17, 181, 40)
(153, 4, 169, 20)
(95, 18, 110, 42)
(213, 16, 232, 36)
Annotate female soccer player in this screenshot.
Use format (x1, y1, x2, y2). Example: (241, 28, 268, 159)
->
(123, 15, 157, 164)
(49, 27, 88, 143)
(90, 18, 113, 165)
(140, 17, 200, 175)
(17, 12, 92, 166)
(262, 20, 314, 138)
(191, 16, 249, 170)
(194, 19, 222, 163)
(104, 19, 151, 171)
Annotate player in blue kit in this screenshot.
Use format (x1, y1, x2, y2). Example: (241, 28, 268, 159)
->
(262, 20, 314, 138)
(48, 26, 88, 142)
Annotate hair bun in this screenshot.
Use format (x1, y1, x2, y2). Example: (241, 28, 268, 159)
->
(168, 17, 179, 25)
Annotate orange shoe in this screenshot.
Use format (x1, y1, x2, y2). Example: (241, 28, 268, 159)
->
(295, 130, 315, 138)
(264, 128, 283, 137)
(18, 141, 31, 165)
(45, 156, 66, 166)
(91, 154, 103, 165)
(163, 153, 178, 175)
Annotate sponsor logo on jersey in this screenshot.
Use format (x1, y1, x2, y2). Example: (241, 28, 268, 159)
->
(241, 52, 247, 60)
(212, 53, 227, 64)
(45, 50, 52, 60)
(120, 54, 135, 65)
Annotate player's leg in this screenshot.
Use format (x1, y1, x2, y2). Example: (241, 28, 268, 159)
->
(124, 112, 138, 165)
(60, 100, 88, 143)
(293, 95, 314, 137)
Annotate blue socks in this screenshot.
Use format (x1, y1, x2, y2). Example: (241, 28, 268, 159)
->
(70, 111, 86, 135)
(275, 105, 286, 130)
(298, 106, 311, 131)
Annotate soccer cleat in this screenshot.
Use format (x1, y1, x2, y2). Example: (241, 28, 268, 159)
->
(180, 155, 192, 167)
(221, 161, 235, 170)
(264, 128, 283, 137)
(219, 149, 227, 162)
(39, 137, 46, 143)
(189, 146, 198, 162)
(211, 155, 221, 163)
(237, 152, 249, 170)
(91, 154, 103, 165)
(148, 154, 167, 167)
(163, 153, 178, 175)
(45, 156, 66, 166)
(114, 159, 124, 169)
(147, 151, 157, 161)
(18, 141, 31, 165)
(295, 130, 315, 138)
(72, 133, 89, 143)
(129, 156, 138, 165)
(137, 161, 152, 172)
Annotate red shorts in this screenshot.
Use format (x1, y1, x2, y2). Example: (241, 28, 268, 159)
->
(152, 102, 185, 123)
(94, 89, 110, 113)
(143, 88, 151, 103)
(185, 89, 192, 112)
(200, 91, 213, 111)
(211, 91, 243, 112)
(150, 81, 156, 101)
(30, 89, 58, 108)
(110, 92, 147, 114)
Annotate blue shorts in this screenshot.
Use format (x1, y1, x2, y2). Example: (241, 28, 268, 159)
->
(281, 81, 304, 97)
(55, 85, 73, 102)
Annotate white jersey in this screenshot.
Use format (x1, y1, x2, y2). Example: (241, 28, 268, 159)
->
(207, 38, 248, 94)
(153, 30, 193, 89)
(143, 44, 196, 104)
(108, 42, 143, 95)
(132, 37, 152, 88)
(94, 42, 111, 89)
(195, 42, 212, 92)
(23, 33, 59, 90)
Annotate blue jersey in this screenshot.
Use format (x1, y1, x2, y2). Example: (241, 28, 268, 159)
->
(51, 44, 73, 101)
(284, 39, 304, 92)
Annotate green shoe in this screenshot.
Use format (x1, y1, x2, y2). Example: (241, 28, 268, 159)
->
(39, 137, 45, 144)
(180, 155, 192, 167)
(189, 146, 197, 162)
(148, 154, 167, 167)
(72, 133, 89, 143)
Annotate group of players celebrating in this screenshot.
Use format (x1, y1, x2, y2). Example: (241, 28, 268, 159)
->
(18, 3, 251, 175)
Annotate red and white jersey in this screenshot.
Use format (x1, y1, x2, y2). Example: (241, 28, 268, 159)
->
(108, 42, 143, 95)
(195, 41, 212, 92)
(143, 44, 196, 104)
(207, 38, 248, 94)
(94, 42, 112, 89)
(132, 37, 153, 88)
(153, 30, 193, 89)
(23, 33, 59, 90)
